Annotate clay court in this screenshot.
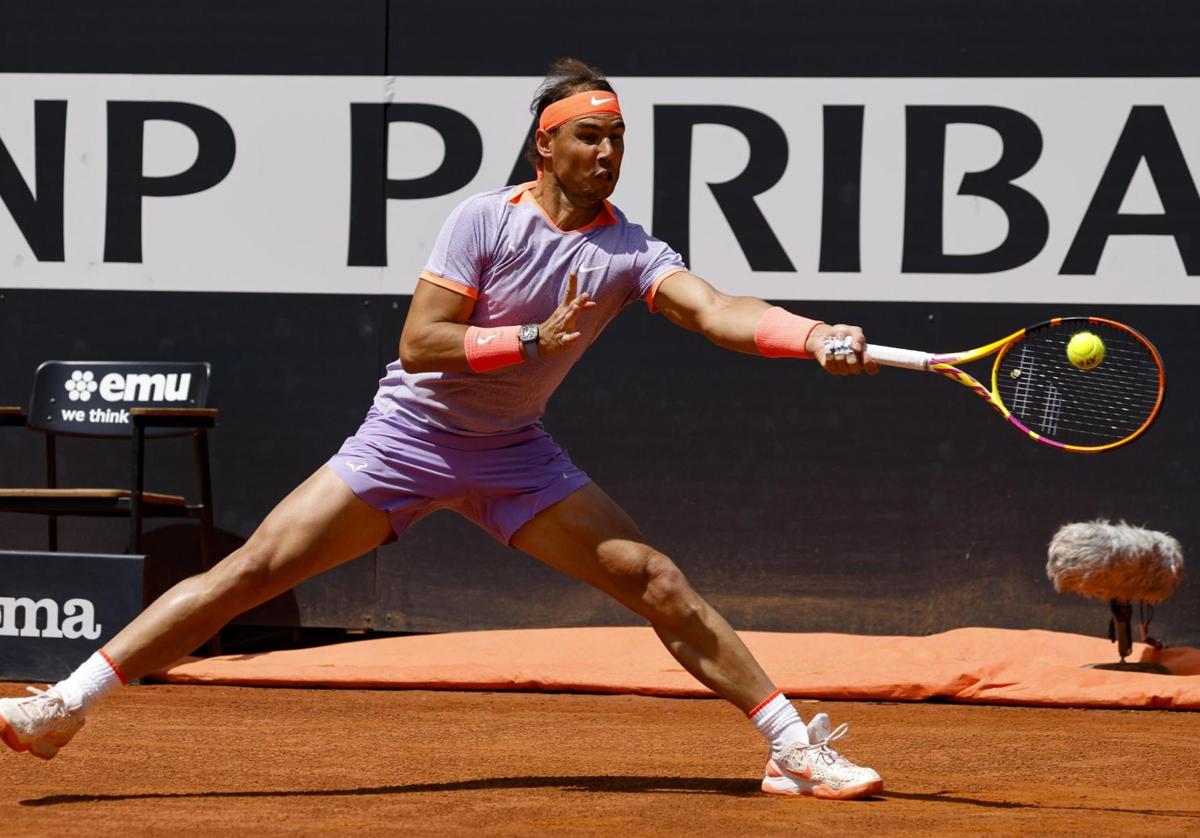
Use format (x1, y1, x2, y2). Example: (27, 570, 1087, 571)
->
(3, 682, 1199, 836)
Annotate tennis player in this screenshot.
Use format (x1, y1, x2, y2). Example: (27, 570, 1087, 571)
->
(1, 58, 881, 800)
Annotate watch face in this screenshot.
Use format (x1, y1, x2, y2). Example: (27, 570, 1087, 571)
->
(519, 324, 538, 343)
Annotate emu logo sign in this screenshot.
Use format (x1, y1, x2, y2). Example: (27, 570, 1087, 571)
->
(0, 597, 102, 640)
(64, 371, 192, 403)
(33, 362, 208, 434)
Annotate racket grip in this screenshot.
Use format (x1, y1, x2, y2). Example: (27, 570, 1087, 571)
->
(866, 344, 933, 371)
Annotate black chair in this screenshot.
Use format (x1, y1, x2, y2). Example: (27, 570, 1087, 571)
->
(0, 361, 218, 572)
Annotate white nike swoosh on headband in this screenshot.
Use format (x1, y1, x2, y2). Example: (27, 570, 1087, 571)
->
(590, 96, 615, 106)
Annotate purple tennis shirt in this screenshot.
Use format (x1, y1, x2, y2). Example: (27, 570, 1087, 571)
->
(372, 182, 687, 436)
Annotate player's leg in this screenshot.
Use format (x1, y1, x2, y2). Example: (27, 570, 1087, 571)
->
(511, 482, 772, 708)
(105, 465, 393, 679)
(0, 466, 393, 760)
(510, 482, 882, 799)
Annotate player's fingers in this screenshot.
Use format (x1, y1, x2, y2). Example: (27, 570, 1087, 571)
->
(822, 331, 850, 375)
(554, 292, 579, 320)
(846, 327, 876, 375)
(842, 333, 864, 375)
(822, 350, 843, 375)
(564, 272, 578, 305)
(558, 290, 587, 315)
(823, 325, 872, 375)
(564, 292, 591, 330)
(843, 350, 862, 375)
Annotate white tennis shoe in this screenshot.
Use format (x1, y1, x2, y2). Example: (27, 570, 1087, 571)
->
(761, 712, 883, 800)
(0, 686, 86, 760)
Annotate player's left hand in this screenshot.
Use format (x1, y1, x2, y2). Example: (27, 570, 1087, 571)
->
(539, 272, 598, 356)
(806, 323, 878, 376)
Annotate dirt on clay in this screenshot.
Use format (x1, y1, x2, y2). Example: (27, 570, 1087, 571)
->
(2, 682, 1198, 837)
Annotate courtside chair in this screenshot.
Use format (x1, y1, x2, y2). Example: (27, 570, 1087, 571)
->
(0, 360, 218, 581)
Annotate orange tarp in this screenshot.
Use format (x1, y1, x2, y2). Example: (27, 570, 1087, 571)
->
(154, 627, 1200, 710)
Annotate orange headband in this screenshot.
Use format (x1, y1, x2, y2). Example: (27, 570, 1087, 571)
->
(538, 90, 622, 133)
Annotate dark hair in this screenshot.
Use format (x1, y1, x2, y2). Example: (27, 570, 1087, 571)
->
(525, 57, 615, 168)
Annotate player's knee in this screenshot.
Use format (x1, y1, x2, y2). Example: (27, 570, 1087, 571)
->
(206, 540, 275, 603)
(641, 553, 700, 625)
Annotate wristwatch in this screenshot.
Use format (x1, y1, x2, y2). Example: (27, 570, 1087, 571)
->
(519, 323, 539, 358)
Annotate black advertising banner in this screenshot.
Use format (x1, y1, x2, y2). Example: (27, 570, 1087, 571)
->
(0, 551, 143, 681)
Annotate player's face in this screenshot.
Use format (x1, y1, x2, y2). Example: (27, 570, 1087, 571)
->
(545, 115, 624, 202)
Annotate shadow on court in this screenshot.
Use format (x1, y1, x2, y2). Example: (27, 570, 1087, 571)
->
(880, 790, 1200, 818)
(23, 774, 764, 805)
(24, 782, 1200, 820)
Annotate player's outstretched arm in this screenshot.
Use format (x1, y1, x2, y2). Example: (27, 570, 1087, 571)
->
(652, 272, 877, 375)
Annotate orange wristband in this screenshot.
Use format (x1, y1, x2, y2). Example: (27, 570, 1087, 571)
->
(753, 307, 823, 359)
(464, 325, 524, 372)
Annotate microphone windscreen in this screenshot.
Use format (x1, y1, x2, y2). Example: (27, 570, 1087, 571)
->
(1047, 520, 1183, 603)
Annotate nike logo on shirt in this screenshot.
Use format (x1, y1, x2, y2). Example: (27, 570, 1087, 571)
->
(577, 265, 605, 273)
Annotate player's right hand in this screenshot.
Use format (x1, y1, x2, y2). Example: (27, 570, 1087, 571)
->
(539, 272, 597, 355)
(807, 323, 878, 376)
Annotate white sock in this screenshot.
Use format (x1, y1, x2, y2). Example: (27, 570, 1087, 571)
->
(52, 651, 125, 714)
(748, 691, 808, 757)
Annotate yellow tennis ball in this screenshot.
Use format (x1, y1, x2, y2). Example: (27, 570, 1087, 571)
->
(1067, 331, 1105, 370)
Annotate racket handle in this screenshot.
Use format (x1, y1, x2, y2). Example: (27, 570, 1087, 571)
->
(866, 344, 934, 371)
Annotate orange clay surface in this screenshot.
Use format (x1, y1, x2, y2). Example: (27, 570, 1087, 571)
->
(2, 682, 1199, 836)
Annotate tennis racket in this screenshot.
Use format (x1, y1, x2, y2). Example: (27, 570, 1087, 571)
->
(862, 317, 1165, 452)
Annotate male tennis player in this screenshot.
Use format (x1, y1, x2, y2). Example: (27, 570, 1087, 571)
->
(1, 58, 881, 800)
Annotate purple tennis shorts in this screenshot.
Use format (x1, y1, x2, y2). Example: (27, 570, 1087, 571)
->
(327, 408, 591, 545)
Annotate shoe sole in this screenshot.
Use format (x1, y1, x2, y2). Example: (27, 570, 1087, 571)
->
(761, 776, 884, 800)
(763, 759, 883, 800)
(0, 715, 62, 760)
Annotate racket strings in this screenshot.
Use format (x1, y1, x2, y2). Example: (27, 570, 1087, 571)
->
(1016, 377, 1158, 434)
(994, 325, 1162, 446)
(1001, 357, 1159, 438)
